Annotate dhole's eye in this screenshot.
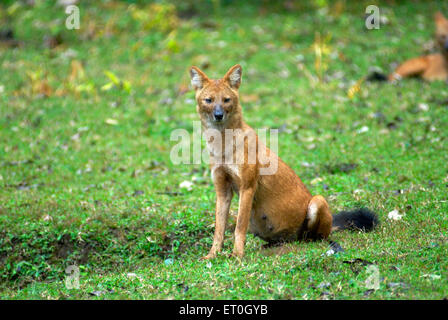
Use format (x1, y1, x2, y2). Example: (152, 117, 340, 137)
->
(204, 98, 212, 104)
(223, 98, 231, 103)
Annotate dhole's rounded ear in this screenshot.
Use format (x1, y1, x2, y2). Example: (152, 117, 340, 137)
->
(223, 64, 242, 89)
(435, 11, 448, 24)
(189, 66, 209, 90)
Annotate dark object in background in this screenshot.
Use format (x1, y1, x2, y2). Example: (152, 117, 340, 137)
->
(0, 28, 22, 47)
(329, 241, 345, 253)
(0, 29, 14, 40)
(43, 33, 63, 49)
(324, 162, 358, 174)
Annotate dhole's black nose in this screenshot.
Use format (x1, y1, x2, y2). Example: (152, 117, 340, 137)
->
(445, 39, 448, 50)
(213, 105, 224, 121)
(214, 111, 223, 121)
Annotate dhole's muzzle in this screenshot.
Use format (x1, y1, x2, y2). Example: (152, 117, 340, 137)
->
(213, 104, 224, 121)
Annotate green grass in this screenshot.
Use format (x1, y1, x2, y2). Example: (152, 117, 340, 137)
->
(0, 0, 447, 299)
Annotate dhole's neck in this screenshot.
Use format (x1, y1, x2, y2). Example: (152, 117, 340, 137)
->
(224, 113, 245, 130)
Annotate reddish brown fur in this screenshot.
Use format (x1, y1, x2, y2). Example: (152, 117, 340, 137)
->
(189, 64, 332, 259)
(389, 12, 448, 82)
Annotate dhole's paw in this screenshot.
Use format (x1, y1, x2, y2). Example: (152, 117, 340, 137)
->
(231, 250, 244, 260)
(200, 253, 217, 260)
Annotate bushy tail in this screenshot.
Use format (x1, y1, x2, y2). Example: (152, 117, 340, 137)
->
(332, 208, 379, 232)
(366, 71, 388, 82)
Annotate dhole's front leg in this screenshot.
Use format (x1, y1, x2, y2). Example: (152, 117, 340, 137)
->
(202, 168, 233, 260)
(233, 186, 256, 258)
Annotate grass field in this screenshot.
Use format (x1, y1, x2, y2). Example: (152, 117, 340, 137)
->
(0, 0, 447, 299)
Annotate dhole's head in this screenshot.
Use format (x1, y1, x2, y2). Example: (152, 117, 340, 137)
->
(189, 64, 242, 127)
(435, 12, 448, 53)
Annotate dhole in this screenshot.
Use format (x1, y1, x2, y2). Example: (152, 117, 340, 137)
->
(189, 64, 378, 259)
(389, 12, 448, 82)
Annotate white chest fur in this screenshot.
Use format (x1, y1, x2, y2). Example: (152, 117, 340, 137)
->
(206, 128, 247, 180)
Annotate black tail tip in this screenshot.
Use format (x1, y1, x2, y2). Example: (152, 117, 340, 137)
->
(333, 208, 379, 232)
(367, 70, 388, 82)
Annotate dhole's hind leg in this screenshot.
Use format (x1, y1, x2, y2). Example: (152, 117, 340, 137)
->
(306, 195, 332, 240)
(388, 57, 428, 81)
